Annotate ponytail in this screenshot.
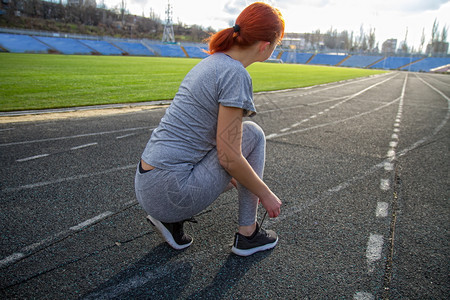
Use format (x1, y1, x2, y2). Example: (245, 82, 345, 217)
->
(206, 2, 285, 55)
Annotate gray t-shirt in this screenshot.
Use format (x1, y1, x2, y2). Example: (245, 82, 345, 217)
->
(141, 52, 256, 171)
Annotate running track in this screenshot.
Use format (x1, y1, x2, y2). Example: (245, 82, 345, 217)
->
(0, 72, 449, 299)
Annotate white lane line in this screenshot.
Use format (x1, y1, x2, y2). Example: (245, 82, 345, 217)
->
(123, 199, 138, 206)
(396, 76, 450, 159)
(116, 133, 137, 139)
(69, 212, 113, 231)
(387, 149, 396, 159)
(258, 72, 392, 97)
(416, 74, 450, 105)
(0, 126, 153, 147)
(0, 252, 25, 268)
(70, 142, 98, 150)
(271, 76, 395, 134)
(3, 164, 136, 193)
(354, 292, 375, 300)
(269, 159, 388, 224)
(258, 95, 345, 115)
(21, 230, 69, 253)
(16, 142, 98, 164)
(258, 74, 397, 115)
(384, 162, 394, 171)
(380, 179, 390, 191)
(0, 212, 114, 268)
(0, 128, 15, 132)
(16, 154, 50, 162)
(267, 97, 400, 140)
(379, 74, 406, 194)
(0, 230, 70, 268)
(376, 202, 389, 217)
(366, 234, 384, 273)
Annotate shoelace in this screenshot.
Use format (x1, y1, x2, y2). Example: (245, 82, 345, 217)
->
(260, 211, 268, 229)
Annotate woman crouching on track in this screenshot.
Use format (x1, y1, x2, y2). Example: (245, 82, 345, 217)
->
(135, 2, 284, 256)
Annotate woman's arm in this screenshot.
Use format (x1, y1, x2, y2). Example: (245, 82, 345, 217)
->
(216, 104, 281, 218)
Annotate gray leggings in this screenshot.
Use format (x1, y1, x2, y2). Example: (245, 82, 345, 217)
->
(135, 121, 265, 226)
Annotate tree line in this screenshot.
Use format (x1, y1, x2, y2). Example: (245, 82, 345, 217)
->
(286, 21, 448, 55)
(0, 0, 213, 42)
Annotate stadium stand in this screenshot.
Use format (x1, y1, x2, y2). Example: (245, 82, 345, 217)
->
(280, 51, 313, 64)
(33, 36, 95, 54)
(1, 30, 448, 72)
(110, 41, 154, 56)
(270, 50, 280, 59)
(183, 45, 208, 58)
(402, 57, 450, 72)
(369, 56, 421, 70)
(340, 55, 384, 68)
(309, 53, 347, 66)
(78, 40, 123, 55)
(0, 33, 51, 53)
(148, 44, 186, 57)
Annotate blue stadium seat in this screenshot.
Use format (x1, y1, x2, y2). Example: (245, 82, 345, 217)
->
(402, 57, 450, 72)
(34, 36, 94, 54)
(370, 56, 421, 69)
(309, 53, 347, 66)
(270, 50, 280, 60)
(280, 52, 313, 64)
(0, 33, 51, 53)
(79, 40, 123, 55)
(340, 55, 383, 68)
(150, 44, 186, 57)
(183, 46, 208, 58)
(111, 41, 154, 56)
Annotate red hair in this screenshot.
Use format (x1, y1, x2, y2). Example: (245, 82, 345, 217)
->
(207, 2, 285, 55)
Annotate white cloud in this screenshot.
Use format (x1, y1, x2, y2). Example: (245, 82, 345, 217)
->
(104, 0, 450, 50)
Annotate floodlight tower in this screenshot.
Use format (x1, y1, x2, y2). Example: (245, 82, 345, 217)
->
(162, 1, 175, 43)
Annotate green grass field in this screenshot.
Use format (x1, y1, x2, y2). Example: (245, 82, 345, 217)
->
(0, 53, 386, 111)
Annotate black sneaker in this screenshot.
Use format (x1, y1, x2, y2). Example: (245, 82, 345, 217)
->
(231, 222, 278, 256)
(146, 215, 195, 250)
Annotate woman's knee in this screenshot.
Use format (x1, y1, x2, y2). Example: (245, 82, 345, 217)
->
(242, 121, 265, 141)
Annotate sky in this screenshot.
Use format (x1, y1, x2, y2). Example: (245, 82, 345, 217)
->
(102, 0, 450, 51)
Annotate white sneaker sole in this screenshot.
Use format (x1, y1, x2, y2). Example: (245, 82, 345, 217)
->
(146, 215, 192, 250)
(231, 236, 278, 256)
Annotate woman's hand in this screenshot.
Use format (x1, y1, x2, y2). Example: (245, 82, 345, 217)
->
(259, 191, 282, 218)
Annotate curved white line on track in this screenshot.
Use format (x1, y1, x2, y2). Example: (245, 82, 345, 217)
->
(16, 154, 50, 162)
(0, 126, 153, 147)
(266, 96, 401, 140)
(258, 74, 397, 116)
(0, 127, 15, 132)
(0, 211, 113, 268)
(70, 142, 98, 150)
(2, 164, 136, 193)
